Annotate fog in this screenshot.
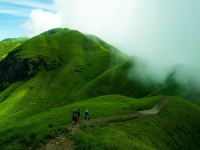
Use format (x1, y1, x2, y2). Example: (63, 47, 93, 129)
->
(26, 0, 200, 86)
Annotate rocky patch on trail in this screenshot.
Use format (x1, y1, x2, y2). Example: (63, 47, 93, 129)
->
(37, 135, 74, 150)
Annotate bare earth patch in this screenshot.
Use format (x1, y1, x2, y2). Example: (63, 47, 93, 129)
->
(38, 135, 74, 150)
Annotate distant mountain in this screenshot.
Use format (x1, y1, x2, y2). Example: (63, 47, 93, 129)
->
(0, 28, 199, 150)
(0, 38, 28, 61)
(2, 37, 28, 42)
(149, 71, 200, 105)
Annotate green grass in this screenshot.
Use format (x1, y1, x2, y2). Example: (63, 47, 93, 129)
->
(0, 28, 155, 124)
(0, 95, 164, 150)
(0, 39, 27, 60)
(2, 37, 28, 42)
(0, 28, 199, 150)
(73, 97, 200, 150)
(0, 95, 199, 150)
(149, 74, 200, 105)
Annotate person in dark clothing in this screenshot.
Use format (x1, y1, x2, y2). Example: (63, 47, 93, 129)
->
(72, 109, 78, 125)
(84, 108, 90, 120)
(77, 109, 80, 123)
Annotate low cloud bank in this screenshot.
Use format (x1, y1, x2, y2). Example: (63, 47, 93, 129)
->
(23, 0, 200, 87)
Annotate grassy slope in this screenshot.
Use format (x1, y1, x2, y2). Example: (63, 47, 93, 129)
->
(0, 95, 165, 149)
(0, 28, 155, 124)
(0, 28, 119, 121)
(0, 28, 199, 150)
(149, 79, 200, 106)
(74, 97, 200, 150)
(0, 39, 27, 60)
(0, 95, 199, 150)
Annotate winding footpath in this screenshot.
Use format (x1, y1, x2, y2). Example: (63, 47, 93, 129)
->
(37, 98, 170, 150)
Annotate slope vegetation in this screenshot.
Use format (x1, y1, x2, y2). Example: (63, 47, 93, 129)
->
(0, 28, 199, 150)
(0, 28, 154, 124)
(0, 95, 199, 150)
(73, 96, 200, 150)
(0, 38, 27, 60)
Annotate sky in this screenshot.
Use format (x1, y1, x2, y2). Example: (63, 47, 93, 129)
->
(0, 0, 200, 84)
(0, 0, 54, 39)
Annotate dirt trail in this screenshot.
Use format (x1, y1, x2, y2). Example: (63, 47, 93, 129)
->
(37, 98, 170, 150)
(38, 135, 74, 150)
(138, 98, 170, 115)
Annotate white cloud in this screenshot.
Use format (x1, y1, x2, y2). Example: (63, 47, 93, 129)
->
(0, 5, 30, 16)
(0, 8, 24, 16)
(22, 0, 200, 85)
(0, 0, 55, 11)
(54, 0, 136, 43)
(23, 0, 137, 39)
(23, 9, 62, 36)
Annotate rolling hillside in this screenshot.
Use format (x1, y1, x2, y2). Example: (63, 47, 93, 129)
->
(0, 28, 155, 124)
(0, 38, 27, 61)
(149, 74, 200, 105)
(0, 28, 199, 150)
(73, 96, 200, 150)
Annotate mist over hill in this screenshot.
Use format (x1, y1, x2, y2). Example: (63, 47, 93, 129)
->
(21, 0, 200, 90)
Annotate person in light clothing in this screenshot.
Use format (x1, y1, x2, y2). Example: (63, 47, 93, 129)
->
(84, 108, 90, 120)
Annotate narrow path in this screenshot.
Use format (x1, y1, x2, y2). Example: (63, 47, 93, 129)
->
(82, 98, 170, 125)
(138, 98, 170, 115)
(38, 136, 74, 150)
(37, 98, 170, 150)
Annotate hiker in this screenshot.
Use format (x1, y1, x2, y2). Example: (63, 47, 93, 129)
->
(77, 109, 80, 123)
(72, 109, 78, 125)
(84, 108, 90, 120)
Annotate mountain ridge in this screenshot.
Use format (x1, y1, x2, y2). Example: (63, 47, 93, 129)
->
(0, 28, 199, 150)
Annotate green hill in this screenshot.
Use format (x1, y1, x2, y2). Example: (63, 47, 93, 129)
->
(149, 73, 200, 105)
(2, 37, 28, 42)
(73, 96, 200, 150)
(0, 28, 199, 150)
(0, 95, 199, 150)
(0, 28, 155, 123)
(0, 38, 27, 61)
